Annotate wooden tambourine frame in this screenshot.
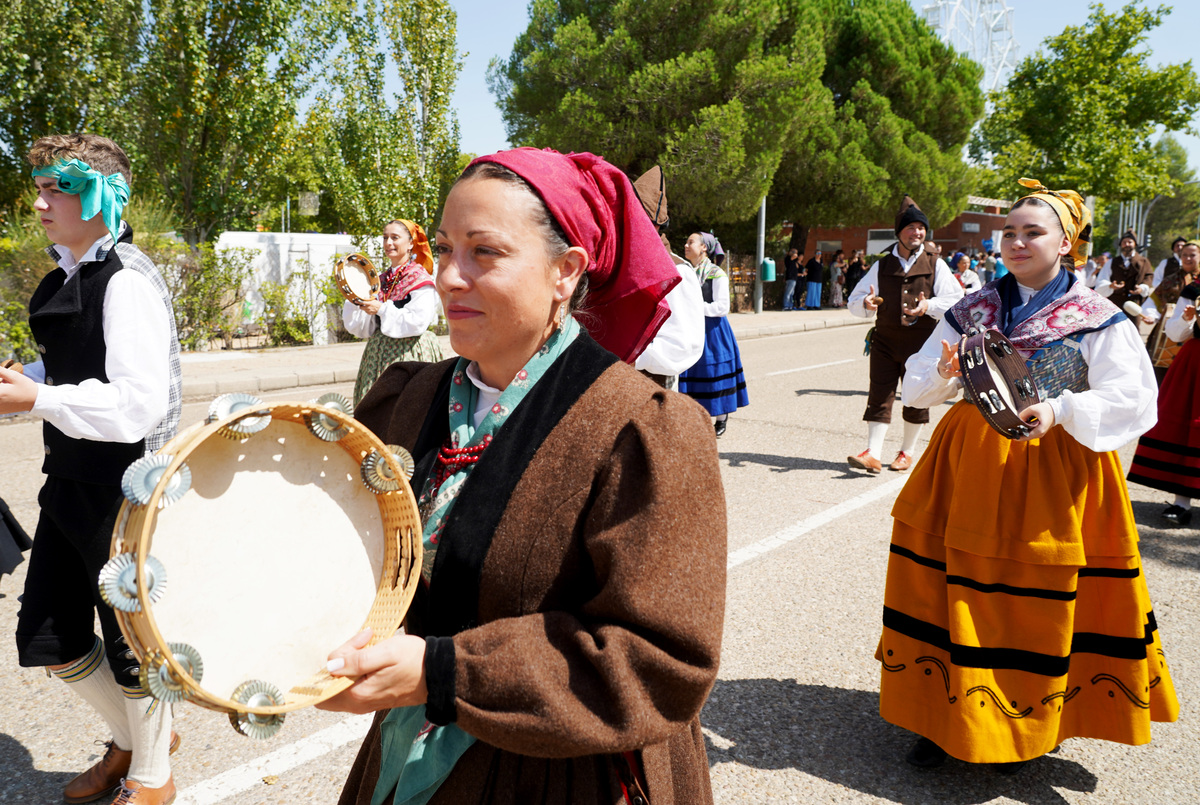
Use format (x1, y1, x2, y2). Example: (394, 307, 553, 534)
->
(959, 328, 1041, 440)
(107, 399, 421, 733)
(334, 253, 381, 305)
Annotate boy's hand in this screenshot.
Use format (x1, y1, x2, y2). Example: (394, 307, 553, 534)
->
(0, 365, 37, 414)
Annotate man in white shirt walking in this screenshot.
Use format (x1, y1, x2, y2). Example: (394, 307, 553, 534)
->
(845, 195, 963, 473)
(0, 134, 181, 805)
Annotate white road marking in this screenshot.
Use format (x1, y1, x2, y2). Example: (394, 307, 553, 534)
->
(174, 714, 373, 805)
(173, 476, 904, 802)
(765, 357, 857, 377)
(726, 477, 907, 569)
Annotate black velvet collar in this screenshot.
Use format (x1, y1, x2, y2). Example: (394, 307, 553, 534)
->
(412, 332, 618, 637)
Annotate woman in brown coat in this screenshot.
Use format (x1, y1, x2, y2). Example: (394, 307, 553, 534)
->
(319, 148, 727, 805)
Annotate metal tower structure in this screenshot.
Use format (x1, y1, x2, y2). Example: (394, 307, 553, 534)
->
(921, 0, 1020, 93)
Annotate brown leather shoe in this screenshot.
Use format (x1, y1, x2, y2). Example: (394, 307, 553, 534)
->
(889, 451, 913, 472)
(847, 450, 882, 474)
(63, 734, 181, 803)
(110, 777, 176, 804)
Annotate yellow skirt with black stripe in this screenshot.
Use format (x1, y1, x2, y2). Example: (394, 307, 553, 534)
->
(877, 401, 1178, 763)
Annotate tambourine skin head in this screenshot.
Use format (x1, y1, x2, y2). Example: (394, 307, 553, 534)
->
(335, 253, 380, 304)
(113, 397, 422, 727)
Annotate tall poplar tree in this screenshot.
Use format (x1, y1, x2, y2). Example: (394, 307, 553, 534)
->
(307, 0, 463, 240)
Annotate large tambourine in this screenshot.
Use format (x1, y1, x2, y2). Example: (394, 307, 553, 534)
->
(100, 392, 422, 739)
(334, 253, 380, 305)
(958, 329, 1040, 440)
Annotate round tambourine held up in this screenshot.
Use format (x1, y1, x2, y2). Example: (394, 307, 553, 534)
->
(958, 329, 1041, 440)
(334, 253, 381, 306)
(100, 392, 422, 739)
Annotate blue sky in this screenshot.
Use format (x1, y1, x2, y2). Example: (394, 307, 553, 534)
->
(447, 0, 1200, 168)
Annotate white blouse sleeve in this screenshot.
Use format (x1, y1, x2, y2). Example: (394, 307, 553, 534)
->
(847, 262, 882, 318)
(703, 275, 730, 318)
(634, 265, 705, 376)
(900, 317, 963, 409)
(1165, 298, 1196, 343)
(377, 285, 439, 338)
(1047, 320, 1157, 453)
(31, 269, 170, 443)
(342, 300, 377, 338)
(1094, 264, 1115, 297)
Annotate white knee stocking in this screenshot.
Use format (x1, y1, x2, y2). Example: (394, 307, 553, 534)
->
(122, 688, 173, 788)
(52, 639, 131, 750)
(901, 422, 924, 455)
(867, 422, 888, 459)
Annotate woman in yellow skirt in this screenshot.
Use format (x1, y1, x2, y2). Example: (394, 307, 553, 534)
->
(877, 179, 1179, 772)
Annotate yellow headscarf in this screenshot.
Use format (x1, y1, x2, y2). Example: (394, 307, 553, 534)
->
(398, 219, 435, 274)
(1015, 178, 1093, 268)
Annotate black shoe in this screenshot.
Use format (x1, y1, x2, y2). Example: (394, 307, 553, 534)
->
(994, 759, 1032, 775)
(1162, 504, 1192, 525)
(714, 419, 727, 437)
(905, 737, 947, 768)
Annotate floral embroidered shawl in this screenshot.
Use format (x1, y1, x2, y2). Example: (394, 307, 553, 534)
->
(947, 269, 1124, 352)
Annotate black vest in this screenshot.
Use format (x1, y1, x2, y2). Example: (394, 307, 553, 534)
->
(28, 246, 145, 485)
(1108, 253, 1153, 309)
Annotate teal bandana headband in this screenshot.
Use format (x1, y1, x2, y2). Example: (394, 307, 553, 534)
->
(32, 158, 130, 244)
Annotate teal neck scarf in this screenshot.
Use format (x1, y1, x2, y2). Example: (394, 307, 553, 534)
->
(32, 158, 130, 245)
(372, 315, 581, 805)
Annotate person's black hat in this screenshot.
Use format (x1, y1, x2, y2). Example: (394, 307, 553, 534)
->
(1172, 235, 1187, 248)
(1120, 230, 1138, 244)
(895, 195, 930, 235)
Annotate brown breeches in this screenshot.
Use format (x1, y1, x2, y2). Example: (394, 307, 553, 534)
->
(864, 326, 932, 424)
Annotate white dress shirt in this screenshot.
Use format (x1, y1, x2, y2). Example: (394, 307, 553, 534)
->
(26, 230, 171, 443)
(634, 261, 705, 377)
(342, 284, 439, 339)
(847, 243, 964, 319)
(901, 283, 1157, 453)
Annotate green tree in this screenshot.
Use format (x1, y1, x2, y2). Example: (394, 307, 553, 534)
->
(307, 0, 463, 241)
(131, 0, 339, 243)
(489, 0, 827, 227)
(0, 0, 140, 209)
(488, 0, 983, 252)
(1095, 134, 1200, 259)
(971, 2, 1200, 201)
(771, 0, 984, 252)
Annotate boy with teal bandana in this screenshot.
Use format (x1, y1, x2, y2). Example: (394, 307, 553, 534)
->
(0, 134, 182, 804)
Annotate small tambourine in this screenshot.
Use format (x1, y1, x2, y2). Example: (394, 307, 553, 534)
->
(958, 329, 1040, 439)
(334, 253, 380, 305)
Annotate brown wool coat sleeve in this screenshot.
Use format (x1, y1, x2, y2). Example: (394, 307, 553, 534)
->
(449, 375, 727, 758)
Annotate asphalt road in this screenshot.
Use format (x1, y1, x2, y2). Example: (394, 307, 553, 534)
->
(1, 324, 1196, 804)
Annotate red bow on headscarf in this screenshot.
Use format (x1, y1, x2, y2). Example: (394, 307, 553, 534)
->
(469, 148, 681, 363)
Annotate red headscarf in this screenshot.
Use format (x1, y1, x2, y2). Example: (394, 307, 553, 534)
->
(468, 148, 680, 363)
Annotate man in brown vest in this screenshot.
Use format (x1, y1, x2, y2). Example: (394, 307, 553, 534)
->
(1098, 230, 1154, 319)
(846, 195, 964, 473)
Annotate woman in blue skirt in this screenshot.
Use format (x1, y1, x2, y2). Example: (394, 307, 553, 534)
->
(678, 232, 749, 436)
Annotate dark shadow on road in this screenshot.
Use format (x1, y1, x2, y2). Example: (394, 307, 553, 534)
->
(720, 452, 871, 479)
(702, 679, 1097, 805)
(1130, 500, 1200, 573)
(794, 388, 867, 398)
(0, 733, 76, 800)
